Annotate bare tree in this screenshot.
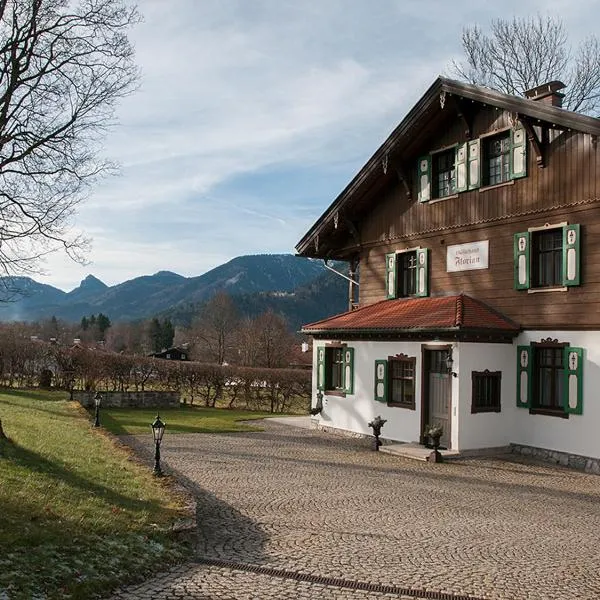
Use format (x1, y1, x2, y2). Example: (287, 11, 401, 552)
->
(451, 15, 600, 115)
(254, 309, 295, 369)
(190, 292, 239, 364)
(0, 0, 140, 277)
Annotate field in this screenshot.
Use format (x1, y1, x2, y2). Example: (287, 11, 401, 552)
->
(0, 389, 189, 599)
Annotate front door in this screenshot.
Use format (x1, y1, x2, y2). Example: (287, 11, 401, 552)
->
(423, 348, 452, 449)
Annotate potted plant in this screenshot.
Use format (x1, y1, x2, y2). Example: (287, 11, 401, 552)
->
(424, 424, 443, 462)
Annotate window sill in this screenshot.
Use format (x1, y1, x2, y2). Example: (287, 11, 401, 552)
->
(529, 407, 569, 419)
(325, 390, 346, 398)
(471, 407, 501, 414)
(478, 180, 514, 193)
(387, 402, 415, 410)
(527, 286, 568, 294)
(429, 194, 459, 204)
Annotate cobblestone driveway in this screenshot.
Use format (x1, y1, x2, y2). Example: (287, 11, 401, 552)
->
(111, 421, 600, 600)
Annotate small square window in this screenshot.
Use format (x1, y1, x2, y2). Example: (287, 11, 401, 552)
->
(471, 370, 501, 413)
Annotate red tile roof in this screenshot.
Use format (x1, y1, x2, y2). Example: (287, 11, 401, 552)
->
(302, 295, 519, 333)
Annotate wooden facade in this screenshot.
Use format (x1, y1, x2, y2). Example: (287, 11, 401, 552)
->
(297, 78, 600, 331)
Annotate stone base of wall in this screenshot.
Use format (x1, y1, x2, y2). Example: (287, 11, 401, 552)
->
(75, 391, 180, 409)
(511, 444, 600, 475)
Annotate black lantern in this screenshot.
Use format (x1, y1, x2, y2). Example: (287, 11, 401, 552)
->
(445, 349, 458, 378)
(151, 414, 166, 476)
(93, 392, 102, 427)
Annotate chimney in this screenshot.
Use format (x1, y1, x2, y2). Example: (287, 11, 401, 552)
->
(524, 81, 566, 108)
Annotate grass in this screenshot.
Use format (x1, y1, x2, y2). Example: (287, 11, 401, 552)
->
(0, 389, 190, 600)
(101, 404, 275, 436)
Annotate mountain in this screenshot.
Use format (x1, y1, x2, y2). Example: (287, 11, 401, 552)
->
(0, 254, 346, 324)
(164, 267, 349, 331)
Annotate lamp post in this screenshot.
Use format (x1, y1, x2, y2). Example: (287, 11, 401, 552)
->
(151, 414, 166, 477)
(93, 392, 102, 427)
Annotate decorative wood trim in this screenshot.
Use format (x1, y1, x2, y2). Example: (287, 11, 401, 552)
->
(527, 286, 567, 294)
(520, 117, 546, 168)
(344, 217, 360, 245)
(393, 163, 412, 200)
(448, 94, 473, 139)
(478, 180, 514, 193)
(334, 198, 600, 254)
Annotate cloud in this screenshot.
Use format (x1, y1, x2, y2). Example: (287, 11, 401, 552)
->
(34, 0, 600, 292)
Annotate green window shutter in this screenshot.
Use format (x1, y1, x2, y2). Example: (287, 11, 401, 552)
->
(562, 224, 581, 286)
(467, 139, 480, 190)
(343, 347, 354, 395)
(374, 359, 388, 402)
(385, 252, 397, 299)
(415, 248, 429, 297)
(564, 347, 584, 415)
(417, 155, 431, 202)
(317, 347, 325, 391)
(510, 125, 527, 179)
(455, 143, 468, 192)
(514, 232, 530, 290)
(516, 345, 532, 408)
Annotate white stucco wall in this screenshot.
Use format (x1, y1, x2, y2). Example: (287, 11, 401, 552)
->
(313, 340, 424, 443)
(311, 331, 600, 459)
(454, 342, 516, 450)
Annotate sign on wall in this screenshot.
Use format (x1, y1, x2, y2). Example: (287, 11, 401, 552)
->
(446, 240, 489, 272)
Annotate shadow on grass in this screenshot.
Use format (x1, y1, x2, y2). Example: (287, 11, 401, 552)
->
(0, 388, 69, 402)
(0, 438, 172, 519)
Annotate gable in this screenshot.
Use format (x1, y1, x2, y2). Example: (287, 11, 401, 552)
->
(296, 77, 600, 260)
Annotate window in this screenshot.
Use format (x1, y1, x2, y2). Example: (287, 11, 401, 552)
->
(483, 133, 510, 186)
(433, 149, 456, 198)
(514, 224, 581, 290)
(471, 371, 501, 413)
(516, 343, 584, 416)
(532, 344, 565, 412)
(385, 249, 429, 299)
(532, 229, 563, 287)
(326, 347, 344, 391)
(389, 356, 416, 408)
(374, 355, 416, 410)
(317, 345, 354, 395)
(417, 125, 527, 202)
(398, 251, 417, 297)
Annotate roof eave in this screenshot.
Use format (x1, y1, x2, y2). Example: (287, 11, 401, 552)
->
(295, 76, 600, 256)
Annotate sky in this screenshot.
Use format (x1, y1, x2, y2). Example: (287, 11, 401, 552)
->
(39, 0, 599, 291)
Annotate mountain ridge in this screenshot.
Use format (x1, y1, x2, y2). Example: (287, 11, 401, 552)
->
(0, 254, 347, 324)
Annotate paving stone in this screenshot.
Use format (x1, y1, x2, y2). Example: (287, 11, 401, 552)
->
(110, 421, 600, 600)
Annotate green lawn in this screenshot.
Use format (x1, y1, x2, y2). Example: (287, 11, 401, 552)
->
(0, 390, 189, 600)
(101, 405, 273, 436)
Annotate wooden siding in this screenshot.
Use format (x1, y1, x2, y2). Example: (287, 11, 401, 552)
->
(356, 106, 600, 329)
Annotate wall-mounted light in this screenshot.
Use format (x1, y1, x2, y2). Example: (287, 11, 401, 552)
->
(446, 349, 458, 378)
(301, 341, 309, 353)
